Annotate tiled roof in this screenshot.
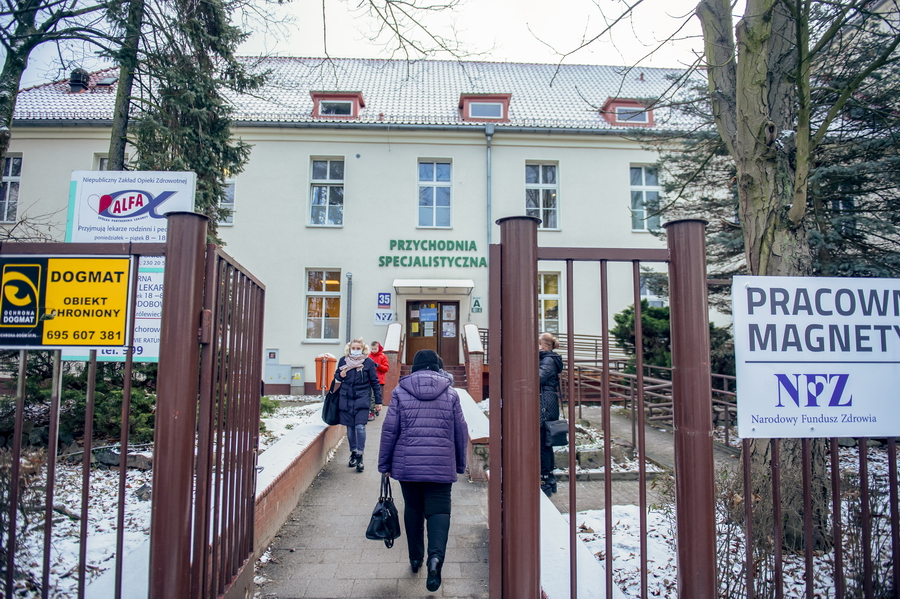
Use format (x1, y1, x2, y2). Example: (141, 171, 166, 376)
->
(14, 57, 694, 131)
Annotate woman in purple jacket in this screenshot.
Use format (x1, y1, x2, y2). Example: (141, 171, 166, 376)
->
(378, 349, 468, 593)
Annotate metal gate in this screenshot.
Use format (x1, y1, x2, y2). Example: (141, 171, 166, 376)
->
(1, 212, 264, 598)
(488, 216, 715, 598)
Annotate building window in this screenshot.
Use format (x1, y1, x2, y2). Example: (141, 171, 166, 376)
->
(469, 102, 504, 119)
(219, 180, 235, 225)
(310, 92, 365, 119)
(640, 275, 666, 308)
(616, 106, 648, 123)
(630, 166, 661, 231)
(538, 273, 560, 334)
(97, 154, 128, 170)
(310, 159, 344, 226)
(525, 164, 558, 229)
(0, 156, 22, 223)
(418, 161, 451, 227)
(458, 94, 511, 122)
(306, 269, 341, 340)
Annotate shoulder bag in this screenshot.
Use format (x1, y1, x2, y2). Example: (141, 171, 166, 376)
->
(365, 474, 402, 548)
(321, 379, 340, 426)
(543, 419, 569, 447)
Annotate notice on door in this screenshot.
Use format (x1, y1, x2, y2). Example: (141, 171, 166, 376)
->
(0, 256, 133, 349)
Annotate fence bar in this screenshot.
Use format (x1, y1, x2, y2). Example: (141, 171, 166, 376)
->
(830, 438, 844, 598)
(664, 219, 716, 598)
(859, 438, 872, 599)
(5, 350, 27, 598)
(149, 212, 208, 599)
(115, 262, 142, 599)
(801, 439, 814, 599)
(631, 261, 648, 599)
(565, 259, 577, 599)
(496, 216, 541, 598)
(41, 351, 62, 599)
(888, 438, 899, 598)
(772, 440, 783, 599)
(599, 260, 614, 598)
(488, 242, 503, 599)
(77, 351, 97, 598)
(742, 439, 755, 598)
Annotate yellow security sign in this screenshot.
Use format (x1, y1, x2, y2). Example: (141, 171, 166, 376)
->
(0, 256, 133, 349)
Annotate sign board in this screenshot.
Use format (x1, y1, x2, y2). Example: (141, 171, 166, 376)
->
(0, 256, 133, 349)
(419, 308, 438, 322)
(374, 310, 395, 325)
(733, 275, 900, 438)
(377, 292, 391, 309)
(65, 171, 195, 362)
(471, 296, 483, 313)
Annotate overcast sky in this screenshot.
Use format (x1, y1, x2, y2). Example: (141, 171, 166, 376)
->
(19, 0, 707, 87)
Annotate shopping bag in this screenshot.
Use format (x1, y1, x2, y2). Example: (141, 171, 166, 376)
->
(321, 380, 340, 426)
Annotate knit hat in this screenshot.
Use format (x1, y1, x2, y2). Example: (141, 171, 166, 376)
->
(411, 349, 443, 373)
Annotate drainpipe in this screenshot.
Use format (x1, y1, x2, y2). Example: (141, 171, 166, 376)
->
(345, 272, 353, 343)
(485, 124, 495, 248)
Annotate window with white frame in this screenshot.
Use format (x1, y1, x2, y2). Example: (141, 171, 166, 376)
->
(418, 161, 451, 227)
(306, 269, 341, 340)
(310, 159, 344, 226)
(616, 106, 648, 123)
(0, 156, 22, 223)
(640, 275, 666, 308)
(630, 166, 661, 231)
(469, 102, 504, 119)
(320, 101, 353, 116)
(219, 180, 235, 225)
(97, 154, 128, 170)
(538, 273, 560, 334)
(525, 164, 558, 229)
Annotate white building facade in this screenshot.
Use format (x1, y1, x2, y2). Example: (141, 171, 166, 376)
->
(8, 58, 684, 392)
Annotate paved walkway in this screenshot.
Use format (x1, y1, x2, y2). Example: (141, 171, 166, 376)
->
(254, 403, 738, 598)
(255, 410, 490, 599)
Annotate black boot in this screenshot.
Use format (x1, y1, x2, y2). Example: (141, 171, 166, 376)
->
(348, 452, 359, 467)
(425, 555, 443, 592)
(356, 453, 364, 472)
(541, 475, 557, 497)
(410, 559, 423, 573)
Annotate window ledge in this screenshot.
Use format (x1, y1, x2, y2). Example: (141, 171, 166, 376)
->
(538, 227, 562, 232)
(301, 340, 342, 345)
(307, 224, 344, 229)
(416, 226, 453, 230)
(631, 229, 659, 234)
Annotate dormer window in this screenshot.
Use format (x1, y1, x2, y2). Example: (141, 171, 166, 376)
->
(601, 98, 654, 127)
(459, 94, 511, 122)
(310, 92, 365, 119)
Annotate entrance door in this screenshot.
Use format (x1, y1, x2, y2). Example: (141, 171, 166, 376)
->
(406, 300, 459, 365)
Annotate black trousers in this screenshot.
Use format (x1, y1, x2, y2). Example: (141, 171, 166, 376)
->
(398, 481, 453, 562)
(540, 427, 555, 478)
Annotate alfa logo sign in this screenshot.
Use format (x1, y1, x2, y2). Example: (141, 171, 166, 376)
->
(0, 256, 133, 349)
(733, 275, 900, 438)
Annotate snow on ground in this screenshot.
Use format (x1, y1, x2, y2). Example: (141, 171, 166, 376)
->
(12, 395, 325, 598)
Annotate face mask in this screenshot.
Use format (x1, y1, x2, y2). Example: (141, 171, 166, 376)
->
(350, 349, 363, 356)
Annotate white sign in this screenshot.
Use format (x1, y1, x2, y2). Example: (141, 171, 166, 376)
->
(374, 310, 395, 325)
(471, 296, 483, 313)
(733, 275, 900, 438)
(65, 171, 195, 362)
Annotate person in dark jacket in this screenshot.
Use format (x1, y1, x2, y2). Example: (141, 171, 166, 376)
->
(539, 332, 564, 496)
(378, 349, 468, 593)
(335, 338, 382, 472)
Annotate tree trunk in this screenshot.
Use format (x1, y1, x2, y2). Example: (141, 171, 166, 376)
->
(107, 0, 146, 170)
(699, 0, 831, 555)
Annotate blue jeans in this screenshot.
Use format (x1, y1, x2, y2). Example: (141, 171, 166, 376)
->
(346, 424, 367, 454)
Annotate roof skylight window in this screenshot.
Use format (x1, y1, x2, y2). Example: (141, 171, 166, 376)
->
(310, 92, 365, 119)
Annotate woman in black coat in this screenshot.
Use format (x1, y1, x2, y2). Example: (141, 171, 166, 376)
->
(335, 337, 382, 472)
(539, 332, 563, 496)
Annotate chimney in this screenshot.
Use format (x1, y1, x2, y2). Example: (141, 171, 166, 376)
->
(69, 68, 90, 93)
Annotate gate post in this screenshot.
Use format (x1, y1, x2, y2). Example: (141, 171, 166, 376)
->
(495, 216, 542, 598)
(149, 212, 209, 598)
(664, 219, 716, 598)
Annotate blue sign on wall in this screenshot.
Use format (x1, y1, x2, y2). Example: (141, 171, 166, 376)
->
(419, 308, 438, 322)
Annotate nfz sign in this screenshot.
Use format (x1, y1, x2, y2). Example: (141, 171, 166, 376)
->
(733, 276, 900, 438)
(0, 256, 133, 349)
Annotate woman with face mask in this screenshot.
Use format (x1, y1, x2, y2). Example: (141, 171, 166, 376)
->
(335, 337, 383, 472)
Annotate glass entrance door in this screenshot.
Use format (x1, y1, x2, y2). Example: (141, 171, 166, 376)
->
(406, 300, 459, 365)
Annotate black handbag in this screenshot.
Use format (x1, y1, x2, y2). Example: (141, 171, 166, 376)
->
(543, 419, 569, 447)
(321, 380, 340, 426)
(366, 474, 402, 548)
